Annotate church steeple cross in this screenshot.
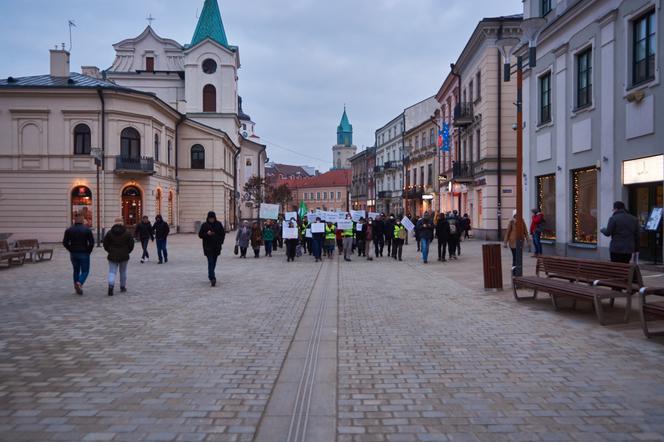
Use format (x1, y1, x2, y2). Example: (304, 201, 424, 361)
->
(146, 13, 155, 26)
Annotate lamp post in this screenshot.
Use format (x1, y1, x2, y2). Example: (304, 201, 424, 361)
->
(91, 147, 103, 247)
(497, 17, 545, 277)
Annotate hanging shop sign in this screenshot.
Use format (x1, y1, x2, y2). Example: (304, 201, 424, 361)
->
(623, 155, 663, 185)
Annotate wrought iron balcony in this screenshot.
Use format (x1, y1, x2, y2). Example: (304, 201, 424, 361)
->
(384, 160, 401, 171)
(452, 161, 474, 182)
(453, 103, 474, 127)
(374, 165, 385, 174)
(404, 186, 424, 199)
(114, 156, 155, 175)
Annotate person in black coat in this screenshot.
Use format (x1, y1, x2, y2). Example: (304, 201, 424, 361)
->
(600, 201, 640, 263)
(435, 213, 450, 262)
(62, 213, 95, 295)
(153, 215, 170, 264)
(384, 214, 396, 257)
(135, 216, 154, 263)
(372, 215, 385, 257)
(198, 211, 226, 286)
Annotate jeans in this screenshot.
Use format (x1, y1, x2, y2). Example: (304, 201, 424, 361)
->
(533, 231, 543, 255)
(343, 237, 353, 259)
(374, 237, 384, 256)
(156, 238, 168, 262)
(108, 261, 128, 287)
(311, 238, 322, 259)
(421, 239, 430, 262)
(265, 240, 273, 256)
(70, 252, 90, 285)
(240, 247, 247, 257)
(140, 238, 150, 259)
(437, 238, 447, 260)
(207, 254, 218, 280)
(392, 239, 404, 260)
(385, 236, 393, 256)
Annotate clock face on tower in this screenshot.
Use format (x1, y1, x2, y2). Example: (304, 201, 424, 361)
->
(202, 59, 217, 74)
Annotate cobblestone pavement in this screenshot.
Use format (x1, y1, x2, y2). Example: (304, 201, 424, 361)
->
(1, 235, 663, 442)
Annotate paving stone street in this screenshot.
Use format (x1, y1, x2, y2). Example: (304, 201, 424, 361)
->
(1, 235, 664, 442)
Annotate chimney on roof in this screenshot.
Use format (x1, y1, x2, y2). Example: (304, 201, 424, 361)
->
(81, 66, 101, 79)
(50, 49, 70, 77)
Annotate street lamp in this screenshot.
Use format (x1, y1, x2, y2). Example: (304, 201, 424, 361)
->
(90, 147, 103, 247)
(496, 17, 546, 277)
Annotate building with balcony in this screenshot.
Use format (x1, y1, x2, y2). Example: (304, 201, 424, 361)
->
(435, 14, 522, 240)
(349, 149, 369, 210)
(0, 0, 263, 240)
(522, 0, 663, 263)
(404, 117, 439, 216)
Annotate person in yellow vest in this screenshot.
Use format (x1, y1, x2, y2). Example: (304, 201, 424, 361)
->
(324, 221, 336, 258)
(392, 218, 407, 261)
(340, 213, 355, 262)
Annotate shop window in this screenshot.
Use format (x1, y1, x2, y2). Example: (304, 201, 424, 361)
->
(168, 190, 174, 225)
(71, 186, 93, 226)
(191, 144, 205, 169)
(73, 124, 91, 155)
(536, 174, 556, 240)
(122, 186, 142, 226)
(572, 167, 598, 244)
(155, 188, 162, 216)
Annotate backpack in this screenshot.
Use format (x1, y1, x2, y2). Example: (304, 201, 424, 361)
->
(449, 220, 458, 235)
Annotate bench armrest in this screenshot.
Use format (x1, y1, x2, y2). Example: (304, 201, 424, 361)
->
(639, 287, 664, 297)
(592, 278, 629, 287)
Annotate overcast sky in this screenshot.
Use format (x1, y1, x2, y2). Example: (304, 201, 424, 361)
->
(0, 0, 522, 171)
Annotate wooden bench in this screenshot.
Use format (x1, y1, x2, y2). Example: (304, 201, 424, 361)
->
(0, 240, 26, 267)
(638, 287, 664, 338)
(14, 239, 54, 262)
(512, 256, 642, 325)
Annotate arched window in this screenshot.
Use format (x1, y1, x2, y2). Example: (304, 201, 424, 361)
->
(155, 188, 162, 216)
(73, 124, 91, 155)
(168, 190, 174, 224)
(120, 127, 140, 159)
(154, 134, 160, 162)
(191, 144, 205, 169)
(71, 186, 93, 226)
(202, 84, 216, 112)
(167, 140, 172, 166)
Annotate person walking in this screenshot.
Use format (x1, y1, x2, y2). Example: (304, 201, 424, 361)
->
(311, 217, 325, 262)
(530, 208, 545, 257)
(198, 211, 226, 286)
(263, 220, 274, 257)
(435, 212, 450, 262)
(103, 217, 134, 296)
(153, 214, 170, 264)
(355, 217, 367, 257)
(341, 214, 355, 262)
(385, 214, 395, 257)
(365, 217, 374, 261)
(392, 218, 406, 261)
(504, 210, 529, 272)
(250, 222, 263, 258)
(462, 213, 472, 239)
(419, 214, 434, 264)
(324, 221, 336, 258)
(62, 213, 95, 295)
(373, 214, 385, 257)
(235, 221, 251, 258)
(601, 201, 640, 263)
(414, 215, 422, 252)
(447, 212, 461, 260)
(135, 215, 154, 263)
(285, 220, 299, 262)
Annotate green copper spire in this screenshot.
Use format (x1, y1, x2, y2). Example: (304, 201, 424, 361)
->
(190, 0, 229, 48)
(337, 107, 353, 146)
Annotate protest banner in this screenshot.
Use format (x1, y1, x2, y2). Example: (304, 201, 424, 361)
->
(285, 211, 297, 222)
(350, 210, 365, 222)
(401, 216, 415, 232)
(260, 203, 279, 220)
(311, 222, 325, 233)
(305, 229, 312, 238)
(368, 212, 380, 220)
(282, 226, 298, 239)
(337, 220, 353, 230)
(356, 223, 363, 231)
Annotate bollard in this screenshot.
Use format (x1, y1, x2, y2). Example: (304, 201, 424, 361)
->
(482, 243, 503, 291)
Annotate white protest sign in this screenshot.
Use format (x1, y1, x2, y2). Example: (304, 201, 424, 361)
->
(368, 212, 380, 220)
(305, 229, 312, 238)
(401, 216, 415, 232)
(285, 211, 297, 222)
(337, 220, 354, 230)
(311, 222, 325, 233)
(260, 203, 280, 220)
(282, 226, 298, 239)
(350, 210, 365, 222)
(356, 223, 364, 231)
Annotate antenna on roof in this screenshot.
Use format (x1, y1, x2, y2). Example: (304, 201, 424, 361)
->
(68, 20, 76, 52)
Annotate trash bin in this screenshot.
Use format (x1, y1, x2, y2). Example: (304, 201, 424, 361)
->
(482, 243, 503, 291)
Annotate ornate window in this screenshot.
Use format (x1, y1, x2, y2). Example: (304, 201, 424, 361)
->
(202, 59, 217, 74)
(155, 188, 162, 216)
(120, 127, 140, 159)
(203, 84, 216, 112)
(191, 144, 205, 169)
(154, 134, 160, 162)
(73, 123, 91, 155)
(168, 190, 174, 224)
(167, 140, 172, 166)
(145, 56, 154, 72)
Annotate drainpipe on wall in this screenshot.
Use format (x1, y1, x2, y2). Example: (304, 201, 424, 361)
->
(174, 115, 185, 233)
(450, 63, 462, 213)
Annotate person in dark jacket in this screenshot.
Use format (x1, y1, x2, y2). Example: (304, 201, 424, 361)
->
(63, 213, 95, 295)
(103, 218, 135, 296)
(435, 212, 450, 262)
(152, 214, 170, 264)
(448, 211, 461, 259)
(285, 220, 299, 262)
(355, 217, 367, 257)
(135, 216, 154, 263)
(311, 217, 325, 262)
(372, 214, 385, 257)
(198, 211, 226, 286)
(419, 215, 434, 264)
(601, 201, 640, 263)
(384, 214, 396, 257)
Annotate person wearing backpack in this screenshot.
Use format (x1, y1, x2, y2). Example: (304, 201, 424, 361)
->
(435, 212, 450, 262)
(447, 212, 461, 260)
(530, 208, 545, 257)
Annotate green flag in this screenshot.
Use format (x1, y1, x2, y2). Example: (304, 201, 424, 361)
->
(298, 200, 307, 218)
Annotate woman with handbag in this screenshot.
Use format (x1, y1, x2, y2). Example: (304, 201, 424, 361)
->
(235, 220, 251, 258)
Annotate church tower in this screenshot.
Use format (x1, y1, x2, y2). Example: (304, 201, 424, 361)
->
(332, 107, 357, 170)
